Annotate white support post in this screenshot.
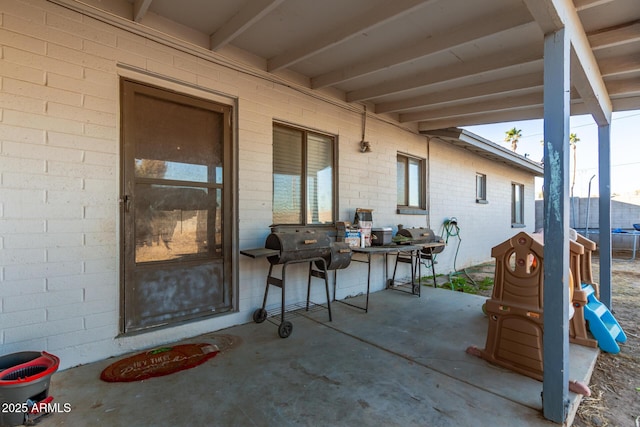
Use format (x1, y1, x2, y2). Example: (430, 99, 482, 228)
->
(542, 28, 571, 423)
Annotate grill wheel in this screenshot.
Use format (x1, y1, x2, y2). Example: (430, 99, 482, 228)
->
(278, 321, 293, 338)
(252, 308, 267, 323)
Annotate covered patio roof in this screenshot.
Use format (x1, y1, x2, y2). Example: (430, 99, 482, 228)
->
(51, 0, 640, 128)
(44, 0, 640, 423)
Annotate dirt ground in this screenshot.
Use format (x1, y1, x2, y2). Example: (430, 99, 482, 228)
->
(445, 251, 639, 427)
(573, 253, 640, 427)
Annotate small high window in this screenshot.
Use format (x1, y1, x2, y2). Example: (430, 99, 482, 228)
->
(511, 183, 525, 227)
(476, 173, 487, 203)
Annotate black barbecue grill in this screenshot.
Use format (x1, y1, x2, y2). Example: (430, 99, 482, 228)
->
(244, 227, 352, 338)
(389, 227, 445, 294)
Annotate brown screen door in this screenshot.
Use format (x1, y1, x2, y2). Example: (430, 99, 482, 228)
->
(120, 79, 232, 333)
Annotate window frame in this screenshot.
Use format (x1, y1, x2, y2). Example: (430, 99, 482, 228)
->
(397, 153, 427, 215)
(511, 182, 525, 228)
(272, 122, 337, 227)
(476, 173, 487, 204)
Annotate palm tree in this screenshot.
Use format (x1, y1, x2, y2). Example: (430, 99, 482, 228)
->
(504, 127, 522, 152)
(570, 133, 580, 197)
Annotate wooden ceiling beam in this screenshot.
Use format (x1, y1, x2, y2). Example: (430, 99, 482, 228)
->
(573, 0, 616, 12)
(523, 0, 612, 125)
(133, 0, 153, 22)
(346, 47, 542, 102)
(400, 92, 544, 123)
(376, 72, 543, 114)
(605, 76, 640, 95)
(417, 107, 546, 131)
(597, 52, 640, 76)
(267, 0, 434, 72)
(588, 20, 640, 51)
(611, 95, 640, 111)
(209, 0, 285, 51)
(311, 7, 535, 89)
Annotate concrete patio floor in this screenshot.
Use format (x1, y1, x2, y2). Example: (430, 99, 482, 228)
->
(35, 285, 598, 427)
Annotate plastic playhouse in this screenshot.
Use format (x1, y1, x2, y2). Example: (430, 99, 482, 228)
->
(476, 231, 626, 382)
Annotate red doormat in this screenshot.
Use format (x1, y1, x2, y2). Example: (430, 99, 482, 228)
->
(100, 343, 219, 382)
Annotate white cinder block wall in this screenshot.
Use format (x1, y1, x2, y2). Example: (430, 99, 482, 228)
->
(428, 139, 537, 271)
(0, 0, 537, 369)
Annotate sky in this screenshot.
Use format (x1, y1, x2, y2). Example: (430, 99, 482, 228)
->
(462, 110, 640, 198)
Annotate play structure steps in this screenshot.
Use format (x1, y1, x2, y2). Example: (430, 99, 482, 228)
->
(582, 284, 627, 353)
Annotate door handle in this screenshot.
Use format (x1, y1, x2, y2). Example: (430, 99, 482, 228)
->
(120, 195, 131, 213)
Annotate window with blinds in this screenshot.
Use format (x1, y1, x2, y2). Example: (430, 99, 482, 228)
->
(273, 123, 335, 225)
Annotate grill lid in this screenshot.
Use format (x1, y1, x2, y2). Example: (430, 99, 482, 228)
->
(396, 227, 436, 243)
(264, 228, 352, 269)
(396, 227, 445, 255)
(265, 229, 331, 265)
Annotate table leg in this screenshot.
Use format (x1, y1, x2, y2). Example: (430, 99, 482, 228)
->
(334, 251, 372, 312)
(365, 252, 371, 312)
(333, 270, 337, 301)
(383, 253, 388, 284)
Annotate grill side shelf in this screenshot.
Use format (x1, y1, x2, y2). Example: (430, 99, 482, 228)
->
(240, 248, 280, 259)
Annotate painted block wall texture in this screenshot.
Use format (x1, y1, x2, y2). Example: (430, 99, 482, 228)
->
(428, 139, 537, 269)
(0, 0, 538, 368)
